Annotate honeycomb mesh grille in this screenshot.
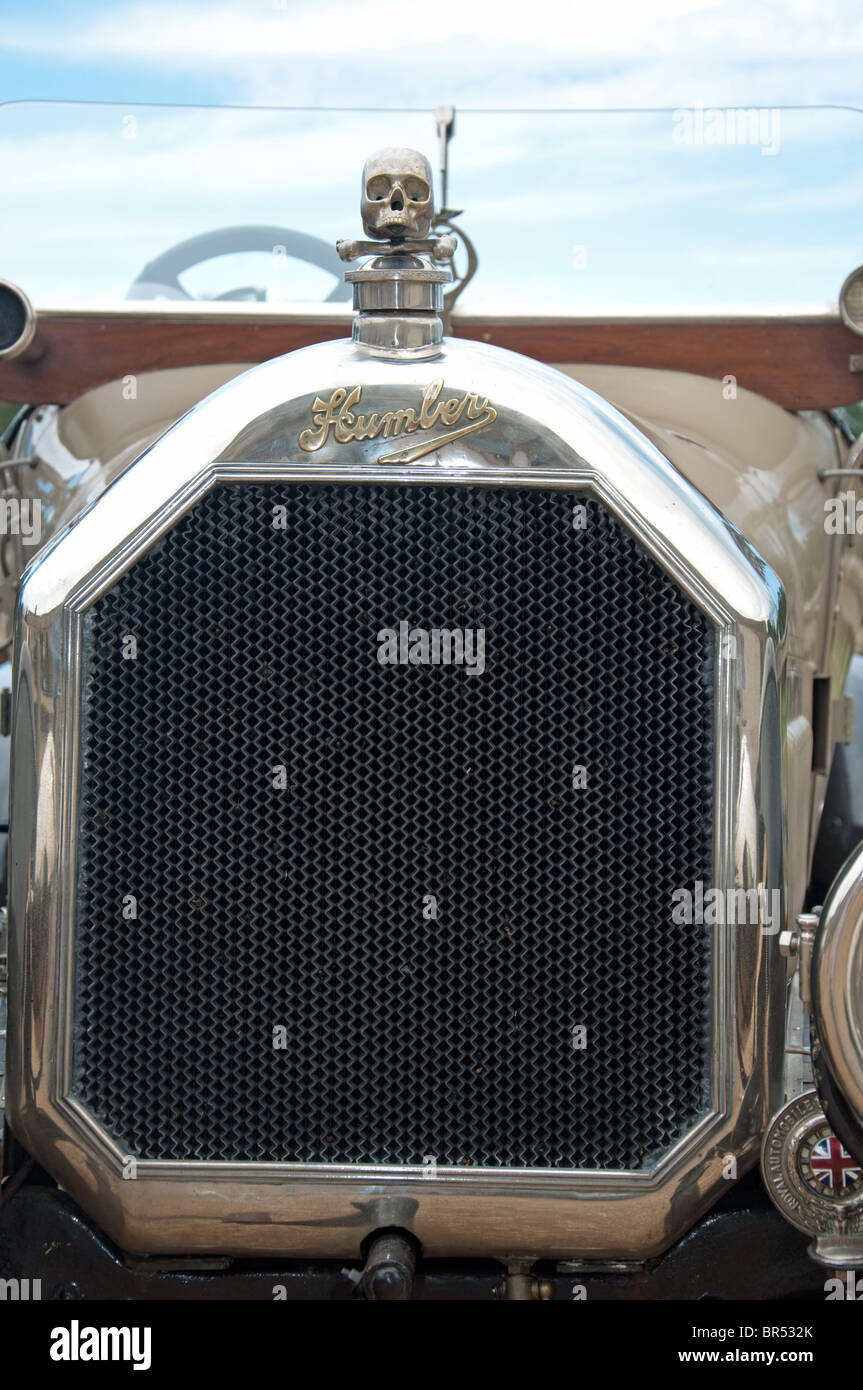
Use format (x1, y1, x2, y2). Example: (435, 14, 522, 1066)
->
(72, 483, 715, 1169)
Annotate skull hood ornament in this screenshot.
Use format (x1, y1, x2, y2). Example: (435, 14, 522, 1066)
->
(361, 148, 434, 240)
(336, 144, 460, 356)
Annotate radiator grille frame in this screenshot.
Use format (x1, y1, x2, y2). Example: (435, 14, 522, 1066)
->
(49, 463, 731, 1187)
(7, 338, 785, 1262)
(69, 480, 718, 1173)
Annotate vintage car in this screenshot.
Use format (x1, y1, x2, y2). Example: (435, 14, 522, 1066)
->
(1, 102, 863, 1301)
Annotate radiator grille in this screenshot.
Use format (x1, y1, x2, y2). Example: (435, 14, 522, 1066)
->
(72, 483, 715, 1169)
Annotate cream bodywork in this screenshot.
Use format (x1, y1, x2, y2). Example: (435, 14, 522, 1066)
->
(9, 355, 859, 922)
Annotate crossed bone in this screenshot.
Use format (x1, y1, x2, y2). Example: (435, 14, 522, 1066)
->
(336, 234, 456, 264)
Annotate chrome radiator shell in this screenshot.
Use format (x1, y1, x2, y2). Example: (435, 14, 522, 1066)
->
(7, 335, 786, 1259)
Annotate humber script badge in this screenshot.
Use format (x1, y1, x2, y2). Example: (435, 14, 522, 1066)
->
(297, 378, 497, 463)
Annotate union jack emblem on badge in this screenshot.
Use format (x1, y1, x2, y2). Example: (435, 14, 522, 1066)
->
(807, 1135, 863, 1193)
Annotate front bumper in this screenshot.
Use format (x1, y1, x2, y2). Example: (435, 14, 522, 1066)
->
(0, 1173, 825, 1300)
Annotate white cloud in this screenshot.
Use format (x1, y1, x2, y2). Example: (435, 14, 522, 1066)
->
(3, 0, 862, 108)
(3, 1, 744, 64)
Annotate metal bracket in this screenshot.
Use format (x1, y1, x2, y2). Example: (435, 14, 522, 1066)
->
(779, 910, 820, 1011)
(493, 1260, 554, 1301)
(819, 429, 863, 481)
(434, 104, 455, 213)
(833, 694, 856, 747)
(810, 1233, 863, 1269)
(431, 103, 479, 328)
(811, 677, 854, 771)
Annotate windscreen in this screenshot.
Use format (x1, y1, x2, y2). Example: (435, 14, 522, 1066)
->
(1, 101, 860, 313)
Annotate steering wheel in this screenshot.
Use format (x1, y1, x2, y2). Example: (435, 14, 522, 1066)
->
(126, 225, 352, 303)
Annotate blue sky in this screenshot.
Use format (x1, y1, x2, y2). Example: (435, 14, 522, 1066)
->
(1, 0, 861, 311)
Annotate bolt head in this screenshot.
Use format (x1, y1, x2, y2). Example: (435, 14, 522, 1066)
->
(368, 1264, 409, 1300)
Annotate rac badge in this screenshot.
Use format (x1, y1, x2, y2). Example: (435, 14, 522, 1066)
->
(761, 1090, 863, 1237)
(297, 379, 497, 463)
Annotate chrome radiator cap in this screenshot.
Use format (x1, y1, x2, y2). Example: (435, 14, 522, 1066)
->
(337, 145, 454, 357)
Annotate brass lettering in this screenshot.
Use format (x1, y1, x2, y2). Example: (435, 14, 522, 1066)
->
(298, 381, 497, 456)
(297, 387, 350, 452)
(379, 408, 420, 438)
(439, 396, 465, 425)
(419, 379, 444, 429)
(465, 393, 491, 420)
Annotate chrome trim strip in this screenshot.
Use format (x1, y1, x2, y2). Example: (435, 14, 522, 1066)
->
(7, 336, 787, 1259)
(32, 300, 842, 327)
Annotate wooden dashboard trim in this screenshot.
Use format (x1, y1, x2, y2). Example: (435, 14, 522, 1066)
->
(1, 307, 860, 411)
